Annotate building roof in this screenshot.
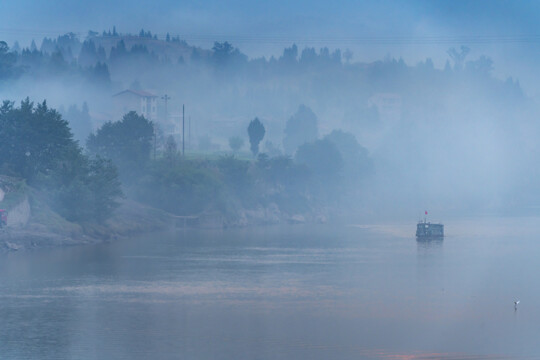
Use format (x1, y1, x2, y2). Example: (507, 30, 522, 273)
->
(113, 89, 158, 98)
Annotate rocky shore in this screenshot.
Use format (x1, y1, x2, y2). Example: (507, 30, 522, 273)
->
(0, 199, 176, 252)
(0, 197, 329, 251)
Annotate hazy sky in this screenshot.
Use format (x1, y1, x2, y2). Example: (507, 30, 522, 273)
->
(2, 0, 540, 95)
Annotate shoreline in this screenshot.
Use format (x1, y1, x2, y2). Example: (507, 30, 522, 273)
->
(0, 199, 175, 252)
(0, 200, 332, 252)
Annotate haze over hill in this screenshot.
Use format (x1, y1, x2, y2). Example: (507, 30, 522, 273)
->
(1, 1, 540, 223)
(3, 0, 540, 94)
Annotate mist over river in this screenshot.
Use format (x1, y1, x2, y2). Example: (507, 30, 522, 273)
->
(1, 219, 539, 359)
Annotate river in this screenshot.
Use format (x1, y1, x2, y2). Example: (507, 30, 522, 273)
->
(1, 219, 539, 359)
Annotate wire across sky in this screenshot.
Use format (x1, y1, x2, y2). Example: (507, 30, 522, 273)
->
(2, 28, 540, 46)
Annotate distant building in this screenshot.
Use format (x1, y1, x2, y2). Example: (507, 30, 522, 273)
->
(113, 89, 158, 121)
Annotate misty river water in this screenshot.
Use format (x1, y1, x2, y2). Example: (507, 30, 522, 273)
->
(1, 219, 540, 359)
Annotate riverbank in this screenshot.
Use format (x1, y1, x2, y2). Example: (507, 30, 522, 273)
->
(0, 197, 332, 251)
(0, 173, 336, 251)
(0, 199, 176, 251)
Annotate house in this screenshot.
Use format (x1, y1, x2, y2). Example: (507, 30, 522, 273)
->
(113, 89, 158, 121)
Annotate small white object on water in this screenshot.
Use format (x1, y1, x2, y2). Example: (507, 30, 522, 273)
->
(514, 300, 520, 309)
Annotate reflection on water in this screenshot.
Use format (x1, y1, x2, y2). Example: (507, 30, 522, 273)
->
(0, 222, 539, 359)
(416, 238, 443, 251)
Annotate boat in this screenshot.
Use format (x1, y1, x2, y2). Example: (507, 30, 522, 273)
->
(416, 219, 444, 239)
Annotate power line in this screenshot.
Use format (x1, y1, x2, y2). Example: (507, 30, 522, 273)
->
(4, 27, 540, 45)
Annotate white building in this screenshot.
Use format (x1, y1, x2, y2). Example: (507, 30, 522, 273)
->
(112, 89, 158, 121)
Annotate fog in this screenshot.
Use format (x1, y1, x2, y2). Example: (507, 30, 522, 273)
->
(1, 1, 540, 223)
(5, 2, 540, 359)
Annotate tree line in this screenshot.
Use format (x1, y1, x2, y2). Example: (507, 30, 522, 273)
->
(0, 98, 374, 224)
(0, 99, 122, 222)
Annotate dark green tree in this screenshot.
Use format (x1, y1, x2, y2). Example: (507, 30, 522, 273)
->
(86, 156, 123, 221)
(87, 111, 154, 181)
(0, 99, 122, 222)
(212, 41, 247, 68)
(135, 158, 223, 215)
(50, 153, 123, 222)
(0, 98, 74, 182)
(247, 117, 265, 156)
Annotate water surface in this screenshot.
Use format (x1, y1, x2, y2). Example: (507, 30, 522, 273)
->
(1, 220, 539, 359)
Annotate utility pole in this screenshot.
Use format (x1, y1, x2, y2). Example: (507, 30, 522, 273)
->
(188, 116, 191, 151)
(153, 124, 157, 160)
(157, 94, 170, 161)
(182, 104, 185, 156)
(161, 94, 170, 122)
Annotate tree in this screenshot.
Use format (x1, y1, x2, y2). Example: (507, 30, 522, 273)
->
(63, 102, 92, 143)
(52, 154, 123, 222)
(87, 111, 154, 180)
(247, 118, 265, 156)
(300, 47, 317, 66)
(212, 41, 247, 67)
(78, 40, 98, 67)
(283, 105, 318, 154)
(49, 49, 68, 73)
(229, 136, 244, 152)
(96, 46, 106, 62)
(466, 55, 494, 76)
(0, 98, 122, 222)
(343, 48, 353, 63)
(257, 155, 308, 190)
(164, 135, 178, 161)
(0, 41, 17, 80)
(135, 158, 223, 215)
(89, 62, 111, 85)
(279, 44, 298, 67)
(323, 130, 371, 181)
(447, 46, 470, 71)
(295, 139, 343, 181)
(86, 156, 123, 221)
(216, 155, 252, 199)
(109, 40, 127, 63)
(0, 98, 75, 182)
